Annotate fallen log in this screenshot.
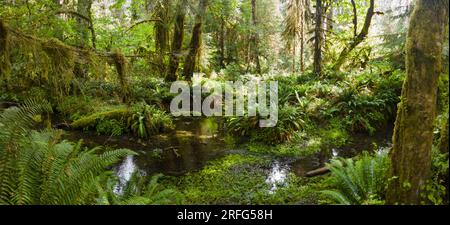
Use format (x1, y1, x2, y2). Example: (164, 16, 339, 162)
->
(52, 122, 71, 130)
(305, 167, 330, 177)
(0, 101, 20, 109)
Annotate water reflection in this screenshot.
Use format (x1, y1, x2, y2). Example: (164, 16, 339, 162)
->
(114, 155, 137, 194)
(265, 161, 289, 194)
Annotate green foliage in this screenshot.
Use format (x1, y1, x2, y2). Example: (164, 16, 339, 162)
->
(70, 102, 174, 138)
(0, 99, 135, 205)
(57, 96, 96, 120)
(161, 154, 268, 205)
(421, 146, 449, 205)
(71, 107, 131, 130)
(322, 152, 389, 205)
(98, 173, 183, 205)
(0, 98, 53, 203)
(324, 71, 403, 134)
(96, 119, 125, 136)
(128, 103, 174, 139)
(226, 105, 304, 145)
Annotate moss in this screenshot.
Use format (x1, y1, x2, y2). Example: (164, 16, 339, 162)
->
(0, 20, 129, 101)
(0, 19, 11, 79)
(111, 51, 130, 103)
(71, 108, 131, 129)
(160, 153, 327, 205)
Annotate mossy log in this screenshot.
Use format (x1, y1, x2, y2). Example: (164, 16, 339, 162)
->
(70, 108, 131, 129)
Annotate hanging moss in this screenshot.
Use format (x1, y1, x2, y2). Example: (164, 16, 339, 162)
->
(0, 20, 129, 101)
(111, 50, 130, 103)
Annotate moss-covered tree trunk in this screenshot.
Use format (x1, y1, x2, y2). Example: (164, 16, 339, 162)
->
(76, 0, 93, 48)
(167, 2, 186, 82)
(0, 19, 10, 90)
(313, 0, 322, 76)
(439, 116, 449, 154)
(386, 0, 448, 205)
(250, 0, 261, 74)
(183, 0, 208, 80)
(155, 0, 170, 75)
(74, 0, 93, 81)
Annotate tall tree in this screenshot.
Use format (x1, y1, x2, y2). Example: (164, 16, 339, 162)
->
(154, 0, 171, 75)
(386, 0, 448, 205)
(183, 0, 209, 79)
(282, 0, 307, 73)
(76, 0, 93, 48)
(313, 0, 323, 75)
(250, 0, 261, 74)
(167, 0, 186, 81)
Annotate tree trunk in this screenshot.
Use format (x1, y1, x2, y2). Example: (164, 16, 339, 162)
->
(250, 0, 261, 74)
(439, 116, 449, 154)
(183, 0, 208, 80)
(386, 0, 448, 205)
(155, 1, 170, 75)
(299, 0, 305, 73)
(313, 0, 322, 76)
(167, 3, 186, 82)
(219, 17, 226, 68)
(332, 0, 375, 71)
(76, 0, 93, 48)
(74, 0, 93, 80)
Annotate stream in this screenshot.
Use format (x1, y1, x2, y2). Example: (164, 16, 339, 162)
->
(64, 117, 394, 194)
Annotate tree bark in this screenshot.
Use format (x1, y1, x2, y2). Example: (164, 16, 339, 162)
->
(300, 0, 306, 73)
(250, 0, 261, 74)
(439, 116, 449, 154)
(167, 3, 186, 81)
(219, 17, 226, 68)
(386, 0, 448, 205)
(155, 0, 170, 75)
(76, 0, 93, 48)
(313, 0, 323, 76)
(183, 0, 208, 80)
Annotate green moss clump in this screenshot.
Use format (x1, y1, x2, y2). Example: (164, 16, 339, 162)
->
(71, 108, 131, 129)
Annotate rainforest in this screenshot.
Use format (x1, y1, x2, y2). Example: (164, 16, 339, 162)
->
(0, 0, 448, 206)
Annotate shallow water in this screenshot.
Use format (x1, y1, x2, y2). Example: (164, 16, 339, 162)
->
(65, 118, 394, 193)
(264, 124, 394, 192)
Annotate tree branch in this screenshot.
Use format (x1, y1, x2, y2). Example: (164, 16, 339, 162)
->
(55, 10, 97, 49)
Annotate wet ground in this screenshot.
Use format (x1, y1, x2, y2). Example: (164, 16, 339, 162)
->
(64, 117, 394, 193)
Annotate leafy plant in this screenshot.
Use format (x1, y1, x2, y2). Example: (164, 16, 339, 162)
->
(0, 99, 135, 205)
(96, 119, 126, 136)
(321, 152, 389, 205)
(128, 103, 174, 139)
(98, 172, 182, 205)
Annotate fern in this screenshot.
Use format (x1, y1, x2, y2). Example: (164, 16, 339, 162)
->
(0, 99, 136, 205)
(0, 98, 52, 204)
(101, 172, 182, 205)
(322, 152, 389, 205)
